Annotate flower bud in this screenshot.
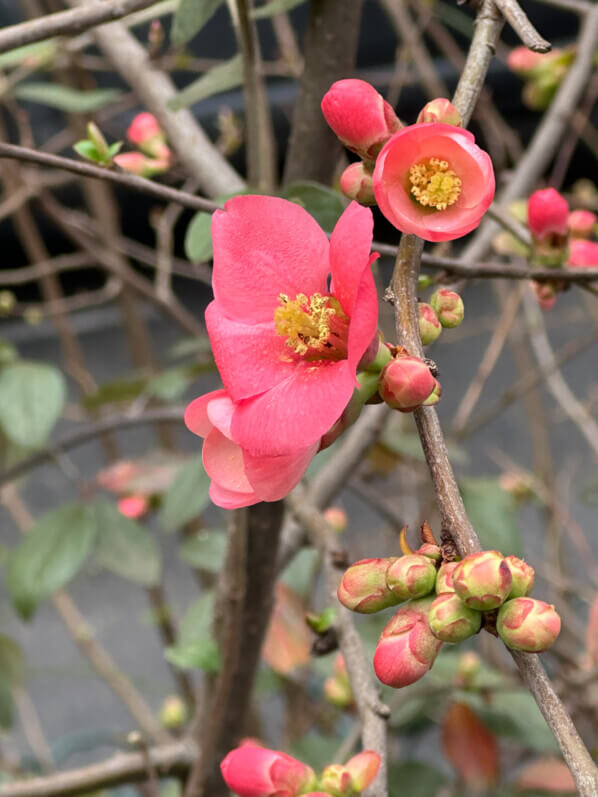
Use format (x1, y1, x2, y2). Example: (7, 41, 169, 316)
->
(507, 47, 546, 76)
(345, 751, 381, 792)
(378, 356, 436, 411)
(373, 598, 442, 688)
(323, 654, 353, 708)
(418, 302, 442, 344)
(430, 289, 464, 328)
(160, 695, 187, 729)
(421, 379, 442, 407)
(527, 188, 569, 242)
(568, 209, 596, 239)
(416, 98, 462, 127)
(532, 280, 558, 310)
(452, 551, 512, 611)
(113, 151, 170, 177)
(497, 597, 561, 652)
(323, 507, 348, 533)
(127, 112, 170, 159)
(416, 543, 442, 562)
(337, 558, 400, 614)
(436, 561, 458, 594)
(568, 239, 598, 269)
(220, 744, 317, 797)
(505, 555, 535, 598)
(339, 162, 376, 205)
(386, 554, 437, 601)
(319, 764, 353, 797)
(429, 592, 482, 643)
(117, 494, 149, 519)
(321, 79, 402, 161)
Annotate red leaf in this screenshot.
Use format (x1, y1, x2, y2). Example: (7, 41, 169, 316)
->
(517, 757, 575, 793)
(442, 701, 499, 791)
(262, 583, 311, 676)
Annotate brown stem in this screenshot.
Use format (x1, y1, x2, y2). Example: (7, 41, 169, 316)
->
(493, 0, 552, 51)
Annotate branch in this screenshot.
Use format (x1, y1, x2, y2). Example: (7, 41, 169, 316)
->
(493, 0, 552, 51)
(0, 0, 157, 55)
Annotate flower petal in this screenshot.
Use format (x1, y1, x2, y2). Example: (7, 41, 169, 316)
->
(329, 202, 375, 317)
(211, 195, 330, 324)
(346, 254, 379, 370)
(202, 427, 254, 494)
(209, 482, 260, 509)
(244, 442, 319, 501)
(184, 390, 227, 438)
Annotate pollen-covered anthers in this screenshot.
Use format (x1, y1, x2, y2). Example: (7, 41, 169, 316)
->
(409, 158, 461, 210)
(274, 292, 349, 360)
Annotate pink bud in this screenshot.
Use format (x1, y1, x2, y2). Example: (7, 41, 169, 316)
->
(504, 555, 535, 598)
(378, 356, 436, 412)
(418, 302, 442, 344)
(532, 280, 558, 310)
(429, 592, 482, 643)
(527, 188, 569, 242)
(416, 543, 442, 562)
(452, 551, 512, 611)
(568, 239, 598, 269)
(436, 561, 458, 594)
(345, 751, 381, 792)
(113, 151, 170, 177)
(117, 494, 149, 519)
(416, 98, 462, 127)
(220, 745, 316, 797)
(323, 507, 348, 533)
(127, 112, 170, 159)
(386, 554, 437, 601)
(568, 209, 596, 239)
(320, 765, 353, 797)
(321, 79, 402, 161)
(337, 558, 400, 614)
(430, 289, 464, 328)
(339, 162, 376, 205)
(373, 597, 442, 688)
(497, 598, 561, 652)
(507, 46, 545, 75)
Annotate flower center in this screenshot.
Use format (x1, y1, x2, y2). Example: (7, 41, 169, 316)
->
(274, 292, 349, 360)
(408, 158, 462, 210)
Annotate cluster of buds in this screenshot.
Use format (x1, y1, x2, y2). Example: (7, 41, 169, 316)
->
(220, 742, 380, 797)
(418, 289, 465, 345)
(114, 112, 172, 177)
(507, 46, 574, 111)
(338, 530, 561, 689)
(377, 348, 441, 412)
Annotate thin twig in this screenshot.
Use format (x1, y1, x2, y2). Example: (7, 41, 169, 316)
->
(493, 0, 552, 51)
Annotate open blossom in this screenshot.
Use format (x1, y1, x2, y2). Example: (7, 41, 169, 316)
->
(205, 196, 379, 457)
(220, 744, 316, 797)
(185, 389, 318, 509)
(568, 239, 598, 268)
(373, 123, 495, 242)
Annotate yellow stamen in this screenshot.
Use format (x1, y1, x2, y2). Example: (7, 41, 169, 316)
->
(274, 293, 347, 358)
(408, 158, 461, 210)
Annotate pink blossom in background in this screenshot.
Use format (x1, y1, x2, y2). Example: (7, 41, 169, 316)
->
(185, 389, 318, 509)
(220, 743, 316, 797)
(205, 196, 379, 457)
(117, 494, 149, 519)
(568, 209, 596, 238)
(113, 151, 170, 177)
(527, 188, 569, 241)
(372, 123, 495, 242)
(126, 112, 170, 160)
(568, 238, 598, 268)
(507, 46, 547, 75)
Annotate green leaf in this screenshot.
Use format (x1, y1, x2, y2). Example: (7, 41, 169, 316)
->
(0, 362, 65, 448)
(167, 336, 213, 360)
(184, 212, 213, 263)
(82, 374, 147, 410)
(179, 529, 226, 573)
(290, 732, 341, 771)
(388, 761, 448, 797)
(146, 365, 197, 402)
(73, 140, 101, 162)
(93, 500, 161, 586)
(282, 181, 346, 232)
(168, 54, 244, 111)
(171, 0, 225, 47)
(15, 83, 121, 112)
(461, 478, 523, 557)
(476, 691, 558, 754)
(0, 40, 57, 70)
(251, 0, 307, 18)
(6, 503, 98, 619)
(0, 635, 24, 687)
(160, 455, 211, 532)
(179, 592, 214, 642)
(106, 141, 123, 158)
(0, 681, 13, 730)
(164, 637, 220, 671)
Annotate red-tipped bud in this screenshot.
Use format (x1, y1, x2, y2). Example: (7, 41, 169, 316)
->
(339, 162, 376, 205)
(568, 239, 598, 269)
(416, 98, 462, 127)
(113, 151, 170, 177)
(117, 494, 149, 519)
(505, 555, 535, 598)
(497, 597, 561, 652)
(321, 79, 402, 161)
(452, 551, 512, 611)
(527, 188, 569, 242)
(436, 561, 458, 594)
(507, 46, 545, 76)
(568, 209, 596, 239)
(220, 744, 316, 797)
(127, 112, 170, 159)
(320, 765, 353, 797)
(532, 280, 558, 310)
(429, 592, 482, 643)
(337, 558, 399, 614)
(323, 507, 348, 533)
(416, 543, 442, 562)
(378, 356, 436, 411)
(418, 302, 442, 344)
(421, 379, 442, 407)
(430, 289, 464, 328)
(345, 751, 381, 792)
(386, 554, 437, 601)
(373, 598, 442, 688)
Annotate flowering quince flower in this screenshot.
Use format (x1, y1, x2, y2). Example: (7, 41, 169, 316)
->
(220, 743, 316, 797)
(372, 123, 495, 242)
(568, 238, 598, 268)
(127, 112, 170, 160)
(204, 196, 379, 457)
(117, 494, 149, 519)
(185, 389, 318, 509)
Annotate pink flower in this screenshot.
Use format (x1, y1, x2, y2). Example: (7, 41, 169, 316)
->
(372, 123, 495, 242)
(127, 112, 170, 159)
(568, 238, 598, 268)
(117, 494, 149, 519)
(378, 354, 436, 411)
(185, 389, 318, 509)
(206, 196, 379, 457)
(113, 151, 170, 177)
(321, 79, 402, 160)
(507, 47, 546, 75)
(527, 188, 569, 241)
(220, 744, 316, 797)
(568, 209, 596, 239)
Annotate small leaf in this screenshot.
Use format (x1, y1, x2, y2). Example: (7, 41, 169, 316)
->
(461, 478, 523, 557)
(282, 181, 346, 232)
(0, 682, 13, 729)
(171, 0, 225, 47)
(146, 367, 194, 402)
(106, 141, 123, 158)
(251, 0, 307, 18)
(73, 140, 101, 162)
(6, 503, 98, 619)
(0, 362, 65, 448)
(179, 529, 226, 572)
(517, 758, 576, 794)
(93, 500, 161, 586)
(160, 455, 210, 532)
(184, 212, 213, 262)
(164, 638, 220, 672)
(0, 40, 57, 69)
(442, 701, 499, 790)
(179, 592, 214, 642)
(15, 83, 121, 112)
(305, 605, 336, 634)
(168, 54, 244, 111)
(0, 635, 24, 687)
(388, 761, 447, 797)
